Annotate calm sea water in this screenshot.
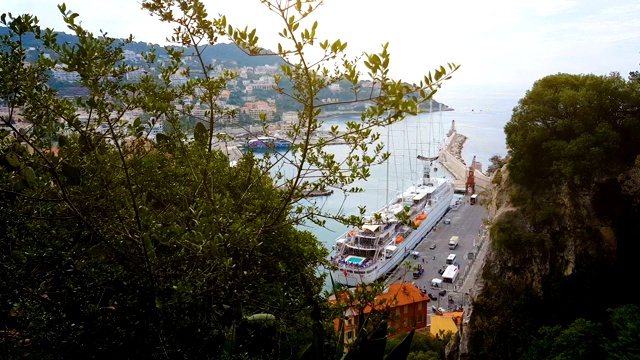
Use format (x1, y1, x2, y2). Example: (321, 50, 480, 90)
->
(298, 92, 522, 290)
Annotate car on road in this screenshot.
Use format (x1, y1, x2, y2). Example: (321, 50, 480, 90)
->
(429, 243, 436, 249)
(428, 293, 437, 301)
(444, 218, 451, 224)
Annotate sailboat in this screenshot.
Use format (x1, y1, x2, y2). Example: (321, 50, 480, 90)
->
(329, 101, 454, 287)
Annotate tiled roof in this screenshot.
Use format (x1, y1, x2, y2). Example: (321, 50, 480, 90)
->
(329, 282, 429, 313)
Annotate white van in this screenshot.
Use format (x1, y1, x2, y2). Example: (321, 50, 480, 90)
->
(446, 254, 457, 265)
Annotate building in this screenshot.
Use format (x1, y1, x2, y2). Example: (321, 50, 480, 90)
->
(330, 282, 429, 344)
(429, 311, 463, 338)
(245, 76, 276, 93)
(241, 101, 276, 121)
(51, 65, 81, 82)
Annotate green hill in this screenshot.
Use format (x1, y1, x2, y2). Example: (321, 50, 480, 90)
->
(0, 26, 284, 68)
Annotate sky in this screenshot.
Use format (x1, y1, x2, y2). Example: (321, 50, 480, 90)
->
(4, 0, 640, 106)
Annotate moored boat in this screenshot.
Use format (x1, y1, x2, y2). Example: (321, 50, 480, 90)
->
(329, 162, 453, 287)
(241, 136, 292, 152)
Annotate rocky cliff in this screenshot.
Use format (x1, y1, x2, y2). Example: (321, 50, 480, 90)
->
(454, 157, 640, 359)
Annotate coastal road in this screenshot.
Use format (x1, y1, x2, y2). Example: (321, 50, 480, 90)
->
(385, 195, 488, 312)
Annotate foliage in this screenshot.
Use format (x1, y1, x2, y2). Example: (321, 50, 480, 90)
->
(604, 304, 640, 358)
(386, 331, 448, 360)
(505, 73, 640, 189)
(525, 305, 640, 360)
(0, 0, 457, 358)
(486, 154, 505, 177)
(139, 0, 458, 230)
(468, 71, 640, 359)
(406, 351, 440, 360)
(525, 319, 605, 360)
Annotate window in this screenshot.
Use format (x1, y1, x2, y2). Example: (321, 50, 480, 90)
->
(347, 317, 353, 326)
(418, 302, 422, 310)
(347, 331, 353, 340)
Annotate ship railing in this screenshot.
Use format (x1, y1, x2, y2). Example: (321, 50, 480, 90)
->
(331, 258, 374, 271)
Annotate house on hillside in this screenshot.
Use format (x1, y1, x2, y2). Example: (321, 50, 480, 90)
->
(329, 282, 429, 344)
(241, 101, 276, 121)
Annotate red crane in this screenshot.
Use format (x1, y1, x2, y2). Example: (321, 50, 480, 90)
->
(466, 155, 476, 194)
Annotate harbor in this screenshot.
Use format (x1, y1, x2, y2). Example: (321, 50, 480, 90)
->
(383, 193, 488, 316)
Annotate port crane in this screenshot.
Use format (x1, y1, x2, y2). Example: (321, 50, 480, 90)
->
(465, 155, 476, 194)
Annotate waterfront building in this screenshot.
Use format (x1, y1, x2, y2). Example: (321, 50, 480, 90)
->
(330, 282, 429, 344)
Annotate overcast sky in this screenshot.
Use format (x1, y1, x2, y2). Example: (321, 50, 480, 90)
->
(4, 0, 640, 105)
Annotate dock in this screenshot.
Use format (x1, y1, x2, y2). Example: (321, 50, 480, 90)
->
(384, 195, 489, 313)
(438, 130, 492, 192)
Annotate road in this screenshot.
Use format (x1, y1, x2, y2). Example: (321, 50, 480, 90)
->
(385, 194, 488, 312)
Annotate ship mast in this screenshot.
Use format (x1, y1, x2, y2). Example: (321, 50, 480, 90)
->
(385, 123, 390, 206)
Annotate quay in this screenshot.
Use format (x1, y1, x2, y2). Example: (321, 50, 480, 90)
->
(438, 127, 492, 192)
(384, 193, 489, 318)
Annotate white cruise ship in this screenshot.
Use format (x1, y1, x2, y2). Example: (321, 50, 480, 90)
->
(330, 160, 454, 287)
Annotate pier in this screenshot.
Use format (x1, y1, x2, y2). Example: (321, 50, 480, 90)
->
(384, 194, 489, 323)
(438, 130, 492, 192)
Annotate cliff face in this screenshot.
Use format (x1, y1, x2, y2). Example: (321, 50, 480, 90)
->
(456, 158, 640, 359)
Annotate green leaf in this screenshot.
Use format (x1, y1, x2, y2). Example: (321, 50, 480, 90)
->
(62, 162, 82, 185)
(20, 166, 36, 188)
(58, 134, 68, 147)
(156, 133, 170, 144)
(5, 152, 21, 169)
(384, 328, 414, 360)
(194, 122, 208, 145)
(244, 313, 275, 322)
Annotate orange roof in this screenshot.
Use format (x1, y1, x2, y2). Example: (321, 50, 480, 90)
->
(329, 282, 428, 313)
(379, 282, 428, 307)
(441, 311, 464, 326)
(330, 282, 429, 332)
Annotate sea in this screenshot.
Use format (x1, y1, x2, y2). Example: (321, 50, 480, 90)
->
(294, 91, 523, 292)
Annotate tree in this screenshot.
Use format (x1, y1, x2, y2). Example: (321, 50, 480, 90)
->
(505, 73, 640, 189)
(485, 154, 505, 177)
(525, 319, 605, 360)
(604, 304, 640, 359)
(0, 0, 457, 358)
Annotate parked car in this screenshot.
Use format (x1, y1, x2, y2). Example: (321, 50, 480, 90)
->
(444, 218, 451, 224)
(439, 289, 447, 297)
(429, 243, 436, 249)
(428, 293, 437, 301)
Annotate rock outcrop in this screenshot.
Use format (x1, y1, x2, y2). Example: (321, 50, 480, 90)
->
(454, 157, 640, 359)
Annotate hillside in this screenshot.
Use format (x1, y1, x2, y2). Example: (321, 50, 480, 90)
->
(0, 26, 284, 68)
(457, 73, 640, 359)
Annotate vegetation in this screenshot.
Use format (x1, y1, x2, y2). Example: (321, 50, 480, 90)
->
(505, 73, 640, 189)
(485, 154, 505, 177)
(524, 305, 640, 360)
(466, 72, 640, 359)
(0, 0, 458, 358)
